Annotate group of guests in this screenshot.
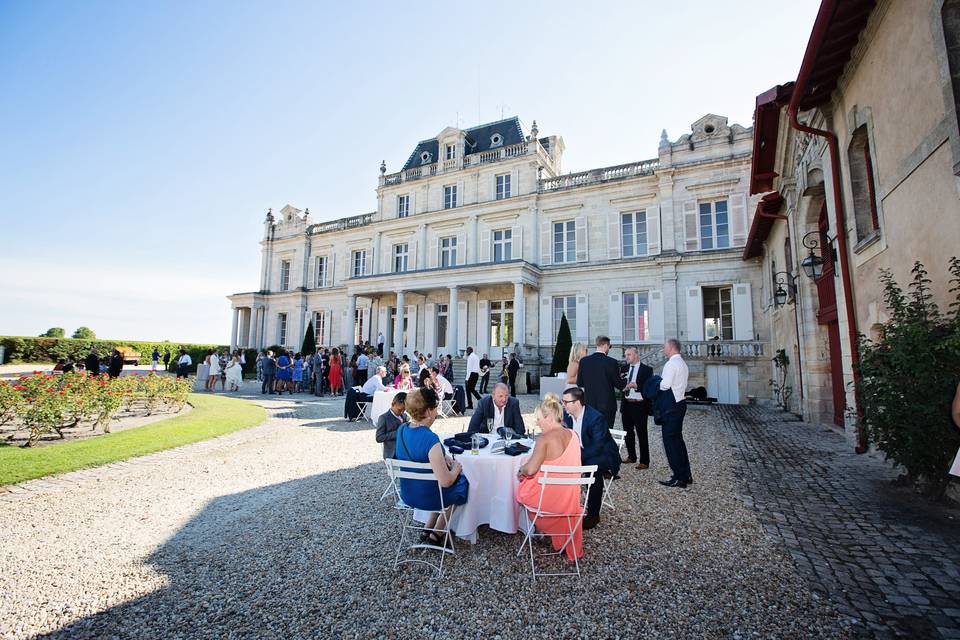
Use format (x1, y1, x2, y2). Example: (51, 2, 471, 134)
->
(255, 349, 338, 395)
(375, 336, 692, 562)
(77, 349, 125, 378)
(202, 349, 246, 392)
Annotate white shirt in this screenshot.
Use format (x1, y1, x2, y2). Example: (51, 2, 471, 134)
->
(493, 402, 505, 430)
(178, 354, 192, 365)
(377, 333, 384, 345)
(660, 354, 689, 402)
(466, 352, 481, 376)
(570, 411, 585, 448)
(436, 374, 454, 396)
(362, 375, 386, 395)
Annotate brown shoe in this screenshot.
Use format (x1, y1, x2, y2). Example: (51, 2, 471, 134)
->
(636, 463, 649, 470)
(621, 456, 637, 464)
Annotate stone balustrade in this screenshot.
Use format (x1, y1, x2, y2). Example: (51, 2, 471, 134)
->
(683, 341, 766, 359)
(309, 212, 376, 235)
(539, 159, 659, 192)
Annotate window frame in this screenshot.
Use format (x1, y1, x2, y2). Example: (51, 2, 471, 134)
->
(492, 228, 513, 263)
(393, 243, 409, 273)
(278, 313, 287, 345)
(445, 143, 456, 160)
(552, 219, 577, 264)
(495, 173, 511, 200)
(315, 256, 328, 288)
(397, 194, 410, 218)
(702, 285, 734, 341)
(351, 249, 367, 278)
(437, 303, 448, 348)
(621, 211, 648, 258)
(443, 184, 458, 209)
(313, 311, 326, 345)
(279, 259, 291, 291)
(440, 236, 458, 268)
(622, 291, 651, 342)
(698, 199, 730, 251)
(552, 295, 577, 338)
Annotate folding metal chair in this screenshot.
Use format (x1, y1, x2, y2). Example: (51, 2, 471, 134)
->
(385, 458, 456, 576)
(355, 401, 370, 422)
(437, 398, 457, 418)
(381, 457, 401, 502)
(604, 429, 628, 510)
(516, 464, 597, 579)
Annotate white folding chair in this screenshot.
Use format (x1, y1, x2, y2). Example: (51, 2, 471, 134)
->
(355, 401, 370, 422)
(380, 457, 402, 503)
(385, 458, 456, 577)
(517, 464, 597, 579)
(604, 429, 628, 510)
(437, 398, 457, 418)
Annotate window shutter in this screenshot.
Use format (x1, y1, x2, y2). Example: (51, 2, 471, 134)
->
(340, 251, 349, 280)
(456, 180, 465, 207)
(490, 173, 498, 201)
(424, 303, 436, 355)
(340, 309, 350, 344)
(683, 201, 699, 252)
(608, 292, 623, 343)
(512, 224, 523, 261)
(540, 220, 552, 265)
(378, 306, 389, 346)
(476, 300, 490, 350)
(539, 297, 553, 346)
(456, 231, 466, 265)
(731, 193, 748, 247)
(480, 227, 491, 263)
(323, 311, 333, 346)
(429, 234, 439, 268)
(575, 294, 589, 342)
(408, 240, 417, 272)
(457, 300, 468, 351)
(733, 283, 754, 340)
(575, 215, 588, 262)
(649, 290, 664, 341)
(406, 304, 418, 353)
(607, 212, 621, 260)
(306, 256, 314, 288)
(646, 205, 661, 256)
(361, 307, 370, 344)
(686, 287, 704, 341)
(511, 168, 520, 197)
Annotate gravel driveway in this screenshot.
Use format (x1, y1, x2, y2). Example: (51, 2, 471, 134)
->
(0, 384, 850, 639)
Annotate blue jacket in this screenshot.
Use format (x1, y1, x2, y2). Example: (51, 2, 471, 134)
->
(642, 375, 679, 425)
(563, 405, 621, 474)
(467, 395, 524, 435)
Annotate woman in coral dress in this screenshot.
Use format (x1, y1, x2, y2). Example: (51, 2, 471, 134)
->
(517, 393, 586, 561)
(328, 348, 343, 396)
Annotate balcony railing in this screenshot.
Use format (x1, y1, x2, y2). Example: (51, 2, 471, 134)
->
(310, 212, 375, 235)
(683, 341, 766, 359)
(382, 142, 533, 185)
(538, 159, 659, 192)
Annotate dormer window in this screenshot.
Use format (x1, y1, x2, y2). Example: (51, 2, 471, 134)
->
(445, 144, 456, 160)
(490, 133, 503, 147)
(420, 151, 432, 165)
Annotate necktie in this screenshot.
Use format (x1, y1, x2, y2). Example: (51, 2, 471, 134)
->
(628, 366, 635, 385)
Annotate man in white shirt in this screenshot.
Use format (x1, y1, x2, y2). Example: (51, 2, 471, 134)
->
(176, 349, 193, 379)
(464, 346, 482, 410)
(356, 351, 369, 386)
(430, 366, 455, 399)
(377, 332, 385, 356)
(657, 338, 692, 488)
(362, 366, 388, 396)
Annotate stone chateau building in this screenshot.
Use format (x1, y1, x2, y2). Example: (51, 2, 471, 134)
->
(228, 114, 771, 403)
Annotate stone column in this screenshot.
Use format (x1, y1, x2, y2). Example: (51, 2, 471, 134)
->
(394, 291, 405, 356)
(513, 282, 525, 348)
(448, 286, 459, 355)
(372, 231, 382, 274)
(347, 294, 357, 348)
(247, 307, 257, 348)
(230, 308, 239, 351)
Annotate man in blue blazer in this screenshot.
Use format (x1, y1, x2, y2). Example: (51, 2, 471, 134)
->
(561, 386, 621, 529)
(467, 383, 525, 435)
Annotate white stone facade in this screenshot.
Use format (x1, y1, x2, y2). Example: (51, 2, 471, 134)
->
(229, 114, 773, 403)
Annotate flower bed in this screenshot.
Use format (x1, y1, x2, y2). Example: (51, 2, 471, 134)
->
(0, 372, 192, 447)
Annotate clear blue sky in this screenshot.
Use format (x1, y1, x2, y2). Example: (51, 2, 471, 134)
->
(0, 0, 820, 344)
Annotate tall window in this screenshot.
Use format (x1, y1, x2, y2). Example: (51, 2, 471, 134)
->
(393, 243, 409, 273)
(354, 309, 364, 345)
(352, 250, 367, 278)
(848, 125, 881, 241)
(278, 313, 287, 345)
(493, 228, 513, 262)
(553, 220, 576, 263)
(443, 185, 458, 209)
(621, 211, 648, 257)
(703, 286, 733, 340)
(280, 260, 291, 291)
(496, 173, 511, 199)
(445, 143, 456, 160)
(315, 256, 328, 288)
(552, 296, 576, 337)
(437, 304, 448, 348)
(699, 200, 730, 250)
(489, 300, 514, 347)
(397, 194, 410, 218)
(622, 292, 650, 342)
(314, 311, 326, 346)
(440, 236, 457, 268)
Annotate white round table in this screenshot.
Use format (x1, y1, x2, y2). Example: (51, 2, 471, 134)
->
(370, 389, 401, 424)
(414, 437, 535, 544)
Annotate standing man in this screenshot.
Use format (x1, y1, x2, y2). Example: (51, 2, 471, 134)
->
(356, 350, 369, 387)
(162, 349, 171, 371)
(658, 339, 691, 488)
(176, 349, 192, 378)
(620, 346, 654, 468)
(478, 353, 491, 394)
(464, 346, 481, 410)
(377, 331, 385, 357)
(507, 352, 520, 397)
(151, 348, 160, 372)
(261, 350, 277, 395)
(562, 387, 620, 529)
(84, 348, 99, 376)
(108, 349, 123, 378)
(576, 336, 626, 428)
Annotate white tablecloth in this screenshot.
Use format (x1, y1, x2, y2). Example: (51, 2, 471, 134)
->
(414, 438, 534, 544)
(370, 389, 400, 424)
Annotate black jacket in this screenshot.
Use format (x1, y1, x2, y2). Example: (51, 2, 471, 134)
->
(576, 351, 625, 418)
(563, 406, 621, 474)
(467, 395, 524, 435)
(620, 361, 653, 412)
(84, 353, 99, 375)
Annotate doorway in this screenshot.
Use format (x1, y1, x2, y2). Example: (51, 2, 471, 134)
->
(706, 364, 740, 404)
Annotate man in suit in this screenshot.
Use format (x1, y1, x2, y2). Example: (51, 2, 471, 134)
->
(562, 386, 621, 529)
(620, 346, 654, 469)
(507, 353, 520, 397)
(576, 335, 626, 428)
(464, 346, 482, 409)
(375, 392, 408, 458)
(467, 383, 524, 435)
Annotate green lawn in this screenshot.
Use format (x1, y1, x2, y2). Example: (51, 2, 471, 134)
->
(0, 393, 267, 486)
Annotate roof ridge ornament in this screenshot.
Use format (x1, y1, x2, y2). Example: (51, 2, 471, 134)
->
(265, 207, 274, 222)
(379, 160, 386, 174)
(660, 129, 670, 148)
(530, 119, 538, 138)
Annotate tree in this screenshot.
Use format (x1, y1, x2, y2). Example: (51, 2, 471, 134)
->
(857, 259, 960, 499)
(41, 327, 65, 338)
(72, 327, 96, 340)
(301, 321, 316, 356)
(550, 314, 573, 376)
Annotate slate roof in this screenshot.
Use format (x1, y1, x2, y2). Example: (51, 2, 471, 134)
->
(401, 117, 526, 170)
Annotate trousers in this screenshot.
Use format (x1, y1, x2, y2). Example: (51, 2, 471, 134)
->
(621, 402, 650, 464)
(660, 400, 691, 481)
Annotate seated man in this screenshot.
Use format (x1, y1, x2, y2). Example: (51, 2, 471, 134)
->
(429, 366, 454, 400)
(561, 386, 621, 531)
(375, 391, 408, 458)
(467, 383, 524, 435)
(362, 366, 389, 397)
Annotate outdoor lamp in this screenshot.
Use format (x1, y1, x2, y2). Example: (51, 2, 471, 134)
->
(800, 251, 824, 280)
(774, 284, 789, 307)
(771, 271, 795, 307)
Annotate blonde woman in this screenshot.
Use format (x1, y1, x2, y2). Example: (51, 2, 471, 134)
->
(566, 342, 587, 389)
(516, 393, 585, 561)
(394, 363, 415, 390)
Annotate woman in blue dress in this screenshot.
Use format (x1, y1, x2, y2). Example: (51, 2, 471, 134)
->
(395, 387, 469, 545)
(276, 350, 292, 394)
(292, 352, 304, 392)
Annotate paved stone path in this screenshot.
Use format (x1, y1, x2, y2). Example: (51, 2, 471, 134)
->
(720, 405, 960, 640)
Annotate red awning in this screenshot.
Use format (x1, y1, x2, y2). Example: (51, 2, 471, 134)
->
(749, 83, 794, 195)
(742, 192, 785, 260)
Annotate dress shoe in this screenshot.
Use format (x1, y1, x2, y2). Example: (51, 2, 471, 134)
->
(636, 463, 649, 470)
(621, 456, 637, 464)
(582, 514, 600, 530)
(658, 478, 688, 488)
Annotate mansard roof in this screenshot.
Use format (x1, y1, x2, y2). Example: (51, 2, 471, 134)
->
(401, 116, 526, 170)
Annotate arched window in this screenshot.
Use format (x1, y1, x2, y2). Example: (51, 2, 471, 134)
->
(847, 125, 880, 241)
